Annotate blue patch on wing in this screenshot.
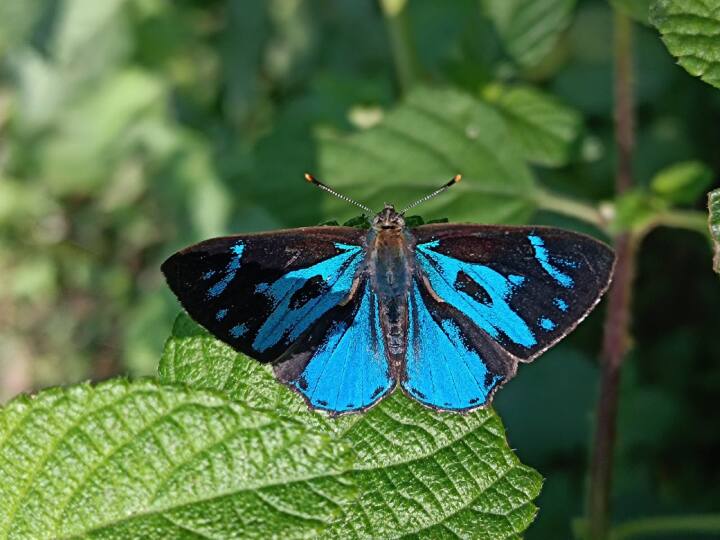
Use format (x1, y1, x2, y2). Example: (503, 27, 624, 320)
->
(403, 283, 502, 410)
(206, 242, 245, 298)
(415, 240, 536, 348)
(230, 323, 248, 338)
(289, 284, 393, 413)
(253, 243, 363, 352)
(528, 235, 574, 287)
(538, 317, 556, 331)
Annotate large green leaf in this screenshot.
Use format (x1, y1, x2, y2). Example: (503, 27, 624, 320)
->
(0, 0, 45, 55)
(37, 69, 165, 195)
(651, 0, 720, 89)
(710, 189, 720, 274)
(481, 0, 576, 67)
(0, 379, 354, 539)
(484, 84, 583, 167)
(159, 314, 543, 539)
(317, 87, 536, 225)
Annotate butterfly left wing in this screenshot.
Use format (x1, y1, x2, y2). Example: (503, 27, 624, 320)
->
(412, 224, 615, 361)
(161, 227, 369, 362)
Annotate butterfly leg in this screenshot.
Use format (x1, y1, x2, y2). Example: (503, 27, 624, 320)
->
(338, 274, 364, 306)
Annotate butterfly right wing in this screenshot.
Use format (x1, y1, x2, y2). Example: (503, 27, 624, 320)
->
(402, 279, 515, 411)
(273, 278, 396, 414)
(402, 223, 614, 411)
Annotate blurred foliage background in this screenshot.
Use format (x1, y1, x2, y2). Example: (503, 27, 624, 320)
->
(0, 0, 719, 537)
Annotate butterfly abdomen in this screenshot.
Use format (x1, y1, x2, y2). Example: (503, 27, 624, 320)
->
(367, 229, 415, 371)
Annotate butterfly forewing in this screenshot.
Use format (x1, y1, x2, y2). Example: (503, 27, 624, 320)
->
(412, 224, 615, 361)
(161, 227, 368, 362)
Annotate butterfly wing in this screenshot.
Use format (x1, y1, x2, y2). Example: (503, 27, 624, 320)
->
(162, 226, 395, 414)
(402, 279, 515, 411)
(161, 227, 368, 362)
(273, 279, 395, 414)
(412, 224, 615, 361)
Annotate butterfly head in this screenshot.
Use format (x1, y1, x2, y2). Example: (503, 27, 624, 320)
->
(372, 204, 405, 231)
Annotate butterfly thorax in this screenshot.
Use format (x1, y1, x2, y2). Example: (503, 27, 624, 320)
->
(367, 205, 415, 371)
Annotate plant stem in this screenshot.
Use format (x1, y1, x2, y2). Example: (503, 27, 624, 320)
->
(379, 0, 419, 94)
(533, 187, 607, 230)
(646, 209, 710, 238)
(610, 514, 720, 540)
(586, 10, 636, 540)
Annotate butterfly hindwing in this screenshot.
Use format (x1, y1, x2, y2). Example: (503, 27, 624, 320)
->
(402, 279, 515, 411)
(161, 227, 367, 362)
(412, 224, 615, 361)
(273, 279, 395, 414)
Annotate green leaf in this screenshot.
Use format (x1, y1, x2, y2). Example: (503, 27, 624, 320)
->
(0, 0, 45, 55)
(318, 87, 537, 225)
(342, 215, 372, 228)
(37, 69, 165, 195)
(709, 189, 720, 274)
(0, 378, 354, 539)
(159, 314, 543, 539)
(481, 0, 576, 67)
(611, 189, 669, 234)
(51, 0, 128, 65)
(484, 84, 583, 167)
(650, 160, 713, 204)
(651, 0, 720, 89)
(404, 215, 426, 227)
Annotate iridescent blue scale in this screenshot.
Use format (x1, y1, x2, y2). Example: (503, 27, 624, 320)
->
(163, 179, 615, 415)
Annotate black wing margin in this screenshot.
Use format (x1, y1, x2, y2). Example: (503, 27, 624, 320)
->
(161, 227, 367, 362)
(412, 224, 615, 361)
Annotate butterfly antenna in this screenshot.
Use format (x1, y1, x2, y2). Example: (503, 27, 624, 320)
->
(304, 173, 373, 214)
(400, 174, 462, 214)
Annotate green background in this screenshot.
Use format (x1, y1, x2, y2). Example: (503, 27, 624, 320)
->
(1, 0, 719, 537)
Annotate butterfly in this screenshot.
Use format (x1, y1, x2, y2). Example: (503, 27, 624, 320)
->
(162, 174, 615, 415)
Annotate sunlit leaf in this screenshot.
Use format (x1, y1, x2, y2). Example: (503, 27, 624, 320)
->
(481, 0, 576, 67)
(651, 0, 720, 89)
(0, 379, 354, 539)
(159, 314, 543, 539)
(485, 84, 583, 167)
(52, 0, 127, 64)
(318, 87, 537, 225)
(38, 69, 164, 195)
(0, 0, 44, 55)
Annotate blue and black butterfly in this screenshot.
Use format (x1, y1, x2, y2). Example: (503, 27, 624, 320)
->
(162, 174, 615, 415)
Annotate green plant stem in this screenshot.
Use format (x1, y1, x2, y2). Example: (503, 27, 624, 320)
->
(379, 0, 419, 94)
(586, 10, 636, 540)
(645, 209, 710, 238)
(533, 187, 607, 230)
(610, 514, 720, 540)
